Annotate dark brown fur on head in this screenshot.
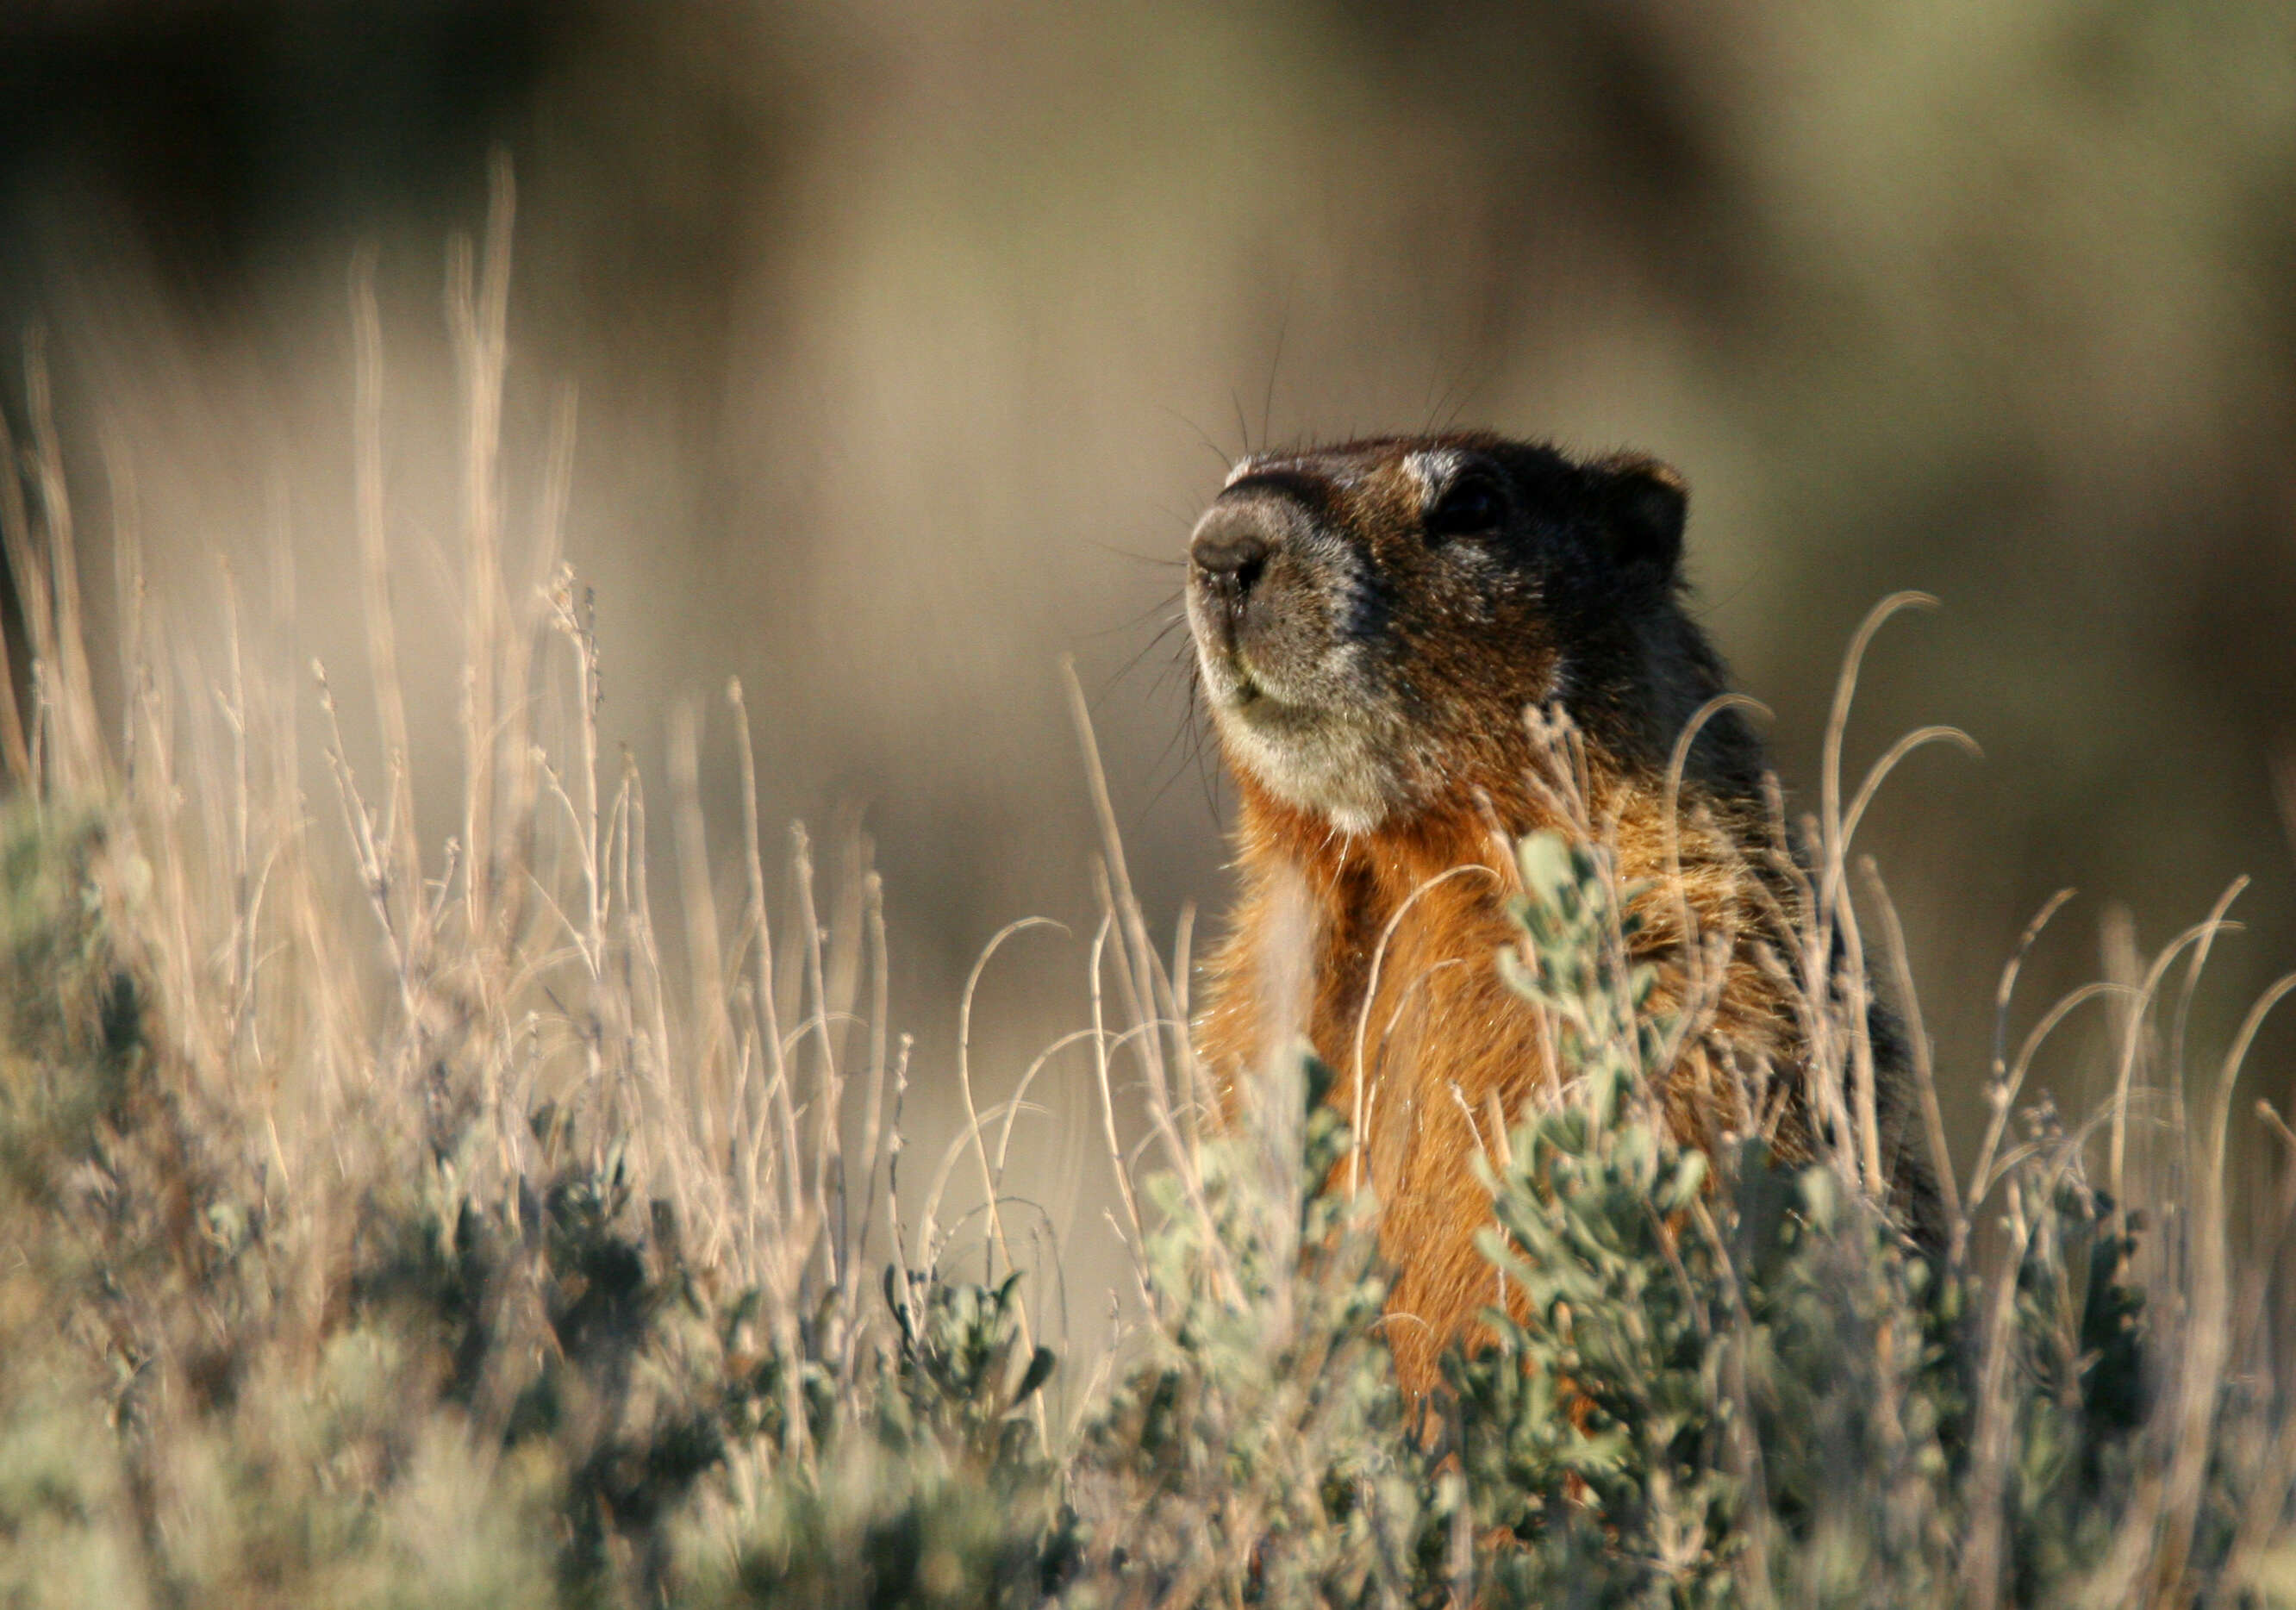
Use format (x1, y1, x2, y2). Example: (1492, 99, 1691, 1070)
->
(1183, 432, 1934, 1395)
(1184, 434, 1768, 835)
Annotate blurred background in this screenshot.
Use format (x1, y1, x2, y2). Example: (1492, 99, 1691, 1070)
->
(2, 0, 2292, 1306)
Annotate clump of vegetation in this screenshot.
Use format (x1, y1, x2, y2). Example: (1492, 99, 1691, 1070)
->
(1, 193, 2293, 1606)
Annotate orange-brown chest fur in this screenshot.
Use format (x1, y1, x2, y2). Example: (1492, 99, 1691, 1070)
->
(1194, 762, 1800, 1396)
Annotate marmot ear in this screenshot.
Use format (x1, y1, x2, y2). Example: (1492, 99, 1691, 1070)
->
(1594, 453, 1687, 581)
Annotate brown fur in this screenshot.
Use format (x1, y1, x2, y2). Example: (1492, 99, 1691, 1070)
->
(1182, 434, 1924, 1396)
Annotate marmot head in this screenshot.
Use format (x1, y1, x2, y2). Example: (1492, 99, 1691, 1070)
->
(1184, 433, 1700, 834)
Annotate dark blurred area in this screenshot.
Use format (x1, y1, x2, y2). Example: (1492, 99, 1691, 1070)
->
(2, 0, 2291, 1213)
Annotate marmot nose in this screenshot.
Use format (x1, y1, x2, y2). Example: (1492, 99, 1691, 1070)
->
(1189, 509, 1272, 603)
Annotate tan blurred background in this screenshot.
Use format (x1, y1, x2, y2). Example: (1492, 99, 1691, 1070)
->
(3, 1, 2293, 1309)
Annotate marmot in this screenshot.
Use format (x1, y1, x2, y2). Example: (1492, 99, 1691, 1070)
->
(1182, 432, 1937, 1395)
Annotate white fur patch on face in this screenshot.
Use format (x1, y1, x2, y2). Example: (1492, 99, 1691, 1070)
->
(1401, 448, 1464, 508)
(1214, 704, 1396, 835)
(1223, 454, 1262, 489)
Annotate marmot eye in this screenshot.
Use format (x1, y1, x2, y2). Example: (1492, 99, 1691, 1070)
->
(1424, 471, 1507, 541)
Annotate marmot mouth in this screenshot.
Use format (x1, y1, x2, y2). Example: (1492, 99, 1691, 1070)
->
(1222, 676, 1324, 735)
(1196, 633, 1332, 735)
(1215, 652, 1279, 713)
